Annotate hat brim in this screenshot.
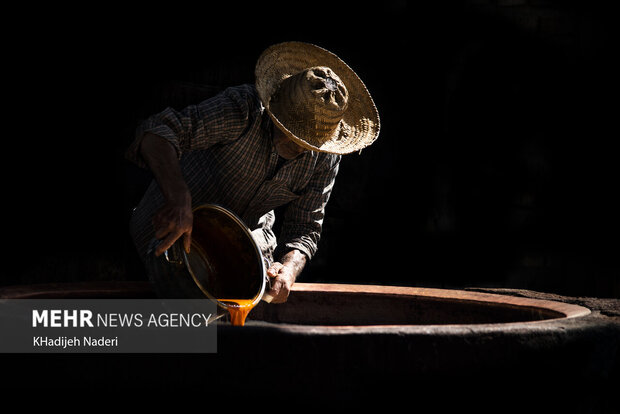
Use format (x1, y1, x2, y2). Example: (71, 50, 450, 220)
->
(255, 41, 380, 155)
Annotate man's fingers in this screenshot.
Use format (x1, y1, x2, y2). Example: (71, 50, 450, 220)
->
(263, 277, 281, 303)
(268, 286, 288, 304)
(155, 230, 184, 256)
(154, 220, 173, 239)
(264, 286, 281, 304)
(183, 231, 192, 254)
(267, 262, 284, 278)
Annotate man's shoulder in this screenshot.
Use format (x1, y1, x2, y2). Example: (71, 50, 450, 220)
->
(214, 84, 263, 116)
(222, 84, 261, 103)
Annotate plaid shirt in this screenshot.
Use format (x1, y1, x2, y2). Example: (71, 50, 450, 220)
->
(126, 84, 341, 263)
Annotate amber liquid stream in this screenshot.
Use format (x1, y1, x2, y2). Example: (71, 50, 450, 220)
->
(218, 299, 256, 326)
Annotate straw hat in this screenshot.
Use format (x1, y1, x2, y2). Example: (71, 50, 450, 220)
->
(255, 41, 380, 154)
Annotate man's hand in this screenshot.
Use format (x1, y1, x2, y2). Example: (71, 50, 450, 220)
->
(264, 262, 295, 303)
(152, 193, 193, 256)
(263, 250, 307, 303)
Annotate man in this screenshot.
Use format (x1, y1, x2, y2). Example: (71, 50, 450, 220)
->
(126, 42, 380, 303)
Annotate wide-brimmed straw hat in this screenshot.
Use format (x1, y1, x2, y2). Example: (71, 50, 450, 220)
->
(255, 41, 380, 155)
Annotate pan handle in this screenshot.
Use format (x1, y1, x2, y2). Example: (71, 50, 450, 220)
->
(161, 241, 184, 266)
(164, 249, 184, 265)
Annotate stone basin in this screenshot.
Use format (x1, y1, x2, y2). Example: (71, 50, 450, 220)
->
(0, 281, 618, 409)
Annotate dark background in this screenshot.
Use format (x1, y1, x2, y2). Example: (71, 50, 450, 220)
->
(5, 0, 619, 299)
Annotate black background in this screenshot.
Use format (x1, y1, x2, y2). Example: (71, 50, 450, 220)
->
(5, 1, 619, 299)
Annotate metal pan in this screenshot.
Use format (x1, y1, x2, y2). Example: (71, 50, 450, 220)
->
(150, 204, 268, 312)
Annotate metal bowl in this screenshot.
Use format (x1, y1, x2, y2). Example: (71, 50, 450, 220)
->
(150, 204, 267, 309)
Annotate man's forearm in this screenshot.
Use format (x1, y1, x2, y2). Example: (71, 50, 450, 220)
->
(140, 133, 191, 204)
(279, 249, 307, 280)
(140, 133, 194, 255)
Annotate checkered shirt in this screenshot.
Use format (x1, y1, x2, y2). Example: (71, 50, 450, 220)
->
(126, 84, 341, 263)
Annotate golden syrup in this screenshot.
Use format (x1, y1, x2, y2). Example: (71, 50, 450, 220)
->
(218, 299, 256, 326)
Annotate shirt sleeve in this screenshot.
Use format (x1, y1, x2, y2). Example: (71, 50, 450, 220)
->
(126, 85, 259, 168)
(277, 153, 341, 261)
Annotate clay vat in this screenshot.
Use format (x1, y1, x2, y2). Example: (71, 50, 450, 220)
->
(0, 281, 617, 408)
(249, 282, 590, 325)
(0, 281, 589, 323)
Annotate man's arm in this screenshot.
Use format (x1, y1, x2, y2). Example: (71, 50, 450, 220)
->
(263, 153, 341, 303)
(127, 86, 261, 259)
(139, 132, 193, 256)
